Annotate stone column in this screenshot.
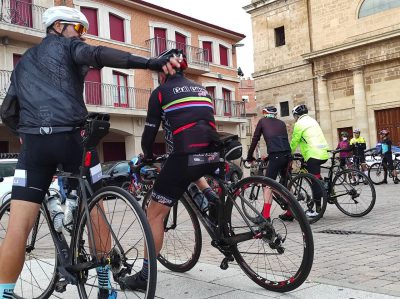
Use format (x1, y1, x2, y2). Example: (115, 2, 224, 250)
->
(317, 75, 333, 148)
(352, 67, 369, 146)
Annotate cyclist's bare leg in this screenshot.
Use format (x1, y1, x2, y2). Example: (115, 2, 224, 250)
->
(144, 199, 170, 258)
(90, 200, 111, 256)
(0, 200, 40, 283)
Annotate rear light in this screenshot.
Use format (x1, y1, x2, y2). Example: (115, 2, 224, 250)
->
(225, 162, 230, 173)
(84, 151, 92, 167)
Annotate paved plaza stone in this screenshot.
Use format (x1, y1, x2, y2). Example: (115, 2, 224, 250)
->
(17, 181, 400, 298)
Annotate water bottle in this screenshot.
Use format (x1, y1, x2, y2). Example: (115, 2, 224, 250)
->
(64, 190, 78, 227)
(323, 177, 330, 191)
(46, 195, 64, 233)
(188, 183, 208, 212)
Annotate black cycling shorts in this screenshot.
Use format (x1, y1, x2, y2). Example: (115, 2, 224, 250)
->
(382, 153, 394, 171)
(353, 155, 366, 165)
(12, 131, 101, 205)
(151, 152, 220, 207)
(265, 153, 290, 180)
(306, 158, 327, 176)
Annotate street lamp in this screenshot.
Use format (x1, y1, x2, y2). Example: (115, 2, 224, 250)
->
(232, 43, 244, 54)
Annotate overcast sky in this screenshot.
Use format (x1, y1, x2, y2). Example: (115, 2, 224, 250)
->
(143, 0, 254, 78)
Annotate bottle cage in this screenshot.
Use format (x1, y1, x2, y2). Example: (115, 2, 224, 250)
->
(82, 113, 110, 149)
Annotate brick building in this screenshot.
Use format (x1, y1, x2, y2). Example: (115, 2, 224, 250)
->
(245, 0, 400, 148)
(0, 0, 247, 160)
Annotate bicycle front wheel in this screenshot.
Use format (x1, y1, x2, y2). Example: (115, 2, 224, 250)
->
(368, 162, 386, 185)
(288, 173, 327, 224)
(73, 186, 157, 299)
(333, 169, 376, 217)
(142, 190, 202, 272)
(225, 176, 314, 292)
(0, 201, 57, 299)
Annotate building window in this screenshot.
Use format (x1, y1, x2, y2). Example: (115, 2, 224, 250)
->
(154, 27, 167, 56)
(113, 71, 128, 107)
(175, 32, 187, 53)
(359, 0, 400, 18)
(219, 45, 228, 66)
(85, 69, 101, 105)
(13, 54, 22, 68)
(109, 13, 125, 42)
(81, 7, 98, 36)
(274, 26, 285, 47)
(222, 88, 231, 116)
(203, 41, 213, 62)
(10, 0, 32, 28)
(280, 101, 289, 117)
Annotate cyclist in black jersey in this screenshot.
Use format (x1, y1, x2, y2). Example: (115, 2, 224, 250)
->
(0, 6, 180, 299)
(246, 106, 291, 223)
(120, 49, 221, 291)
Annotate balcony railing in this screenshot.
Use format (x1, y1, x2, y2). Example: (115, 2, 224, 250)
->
(145, 37, 209, 69)
(1, 70, 245, 118)
(213, 98, 246, 118)
(84, 81, 151, 110)
(0, 0, 46, 31)
(0, 70, 12, 98)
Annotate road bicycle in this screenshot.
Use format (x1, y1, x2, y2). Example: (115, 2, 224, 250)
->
(0, 113, 157, 299)
(242, 155, 327, 224)
(368, 153, 400, 185)
(140, 135, 314, 293)
(318, 149, 376, 217)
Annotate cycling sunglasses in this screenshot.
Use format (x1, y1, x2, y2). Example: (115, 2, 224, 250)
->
(60, 21, 87, 35)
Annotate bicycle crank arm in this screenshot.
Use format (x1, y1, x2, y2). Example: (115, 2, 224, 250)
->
(57, 266, 78, 285)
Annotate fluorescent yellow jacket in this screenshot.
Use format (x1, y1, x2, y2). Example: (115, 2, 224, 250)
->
(290, 115, 329, 161)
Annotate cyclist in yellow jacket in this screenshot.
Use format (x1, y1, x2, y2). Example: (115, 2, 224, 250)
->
(280, 104, 329, 221)
(349, 128, 368, 178)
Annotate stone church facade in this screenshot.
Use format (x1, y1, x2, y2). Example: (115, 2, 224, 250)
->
(245, 0, 400, 148)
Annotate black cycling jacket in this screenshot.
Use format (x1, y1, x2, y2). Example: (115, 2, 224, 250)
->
(4, 34, 150, 134)
(141, 73, 220, 158)
(247, 117, 291, 158)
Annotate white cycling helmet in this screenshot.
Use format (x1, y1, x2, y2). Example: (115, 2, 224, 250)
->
(43, 6, 89, 31)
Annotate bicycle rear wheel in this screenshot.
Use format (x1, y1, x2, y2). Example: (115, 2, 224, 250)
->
(142, 189, 202, 272)
(225, 176, 314, 292)
(288, 173, 327, 224)
(333, 169, 376, 217)
(368, 162, 386, 185)
(73, 186, 156, 299)
(0, 201, 57, 299)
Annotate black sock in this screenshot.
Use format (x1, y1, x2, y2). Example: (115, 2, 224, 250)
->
(140, 259, 149, 280)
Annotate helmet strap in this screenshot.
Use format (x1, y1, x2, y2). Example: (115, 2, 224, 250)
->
(49, 23, 69, 37)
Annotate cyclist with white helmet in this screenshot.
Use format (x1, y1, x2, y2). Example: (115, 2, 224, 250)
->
(350, 128, 368, 179)
(246, 106, 291, 223)
(378, 129, 399, 184)
(280, 104, 329, 221)
(0, 6, 180, 299)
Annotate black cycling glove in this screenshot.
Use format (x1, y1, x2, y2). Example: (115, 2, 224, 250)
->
(146, 56, 171, 71)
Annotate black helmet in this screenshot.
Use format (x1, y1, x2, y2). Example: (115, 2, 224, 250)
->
(292, 104, 308, 117)
(262, 106, 277, 115)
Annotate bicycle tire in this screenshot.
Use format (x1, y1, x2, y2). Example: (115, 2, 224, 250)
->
(73, 186, 157, 299)
(224, 176, 314, 292)
(288, 173, 327, 224)
(0, 201, 57, 299)
(333, 169, 376, 217)
(142, 189, 202, 272)
(368, 162, 386, 185)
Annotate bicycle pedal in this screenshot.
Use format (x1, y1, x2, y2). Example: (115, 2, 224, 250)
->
(55, 280, 68, 293)
(220, 256, 234, 270)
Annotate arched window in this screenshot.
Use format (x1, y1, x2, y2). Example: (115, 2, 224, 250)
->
(359, 0, 400, 18)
